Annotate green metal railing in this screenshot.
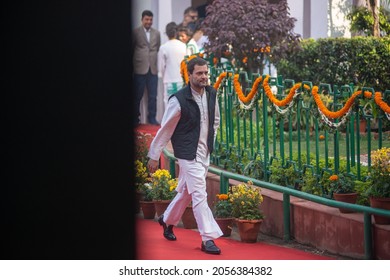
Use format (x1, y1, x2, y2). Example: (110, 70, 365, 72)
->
(208, 66, 390, 187)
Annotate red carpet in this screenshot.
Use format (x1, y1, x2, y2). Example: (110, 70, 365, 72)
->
(136, 218, 333, 260)
(135, 124, 160, 135)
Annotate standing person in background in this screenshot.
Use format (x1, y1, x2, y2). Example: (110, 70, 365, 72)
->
(178, 26, 200, 56)
(177, 7, 198, 33)
(192, 19, 208, 54)
(158, 22, 187, 108)
(147, 57, 223, 255)
(132, 10, 161, 126)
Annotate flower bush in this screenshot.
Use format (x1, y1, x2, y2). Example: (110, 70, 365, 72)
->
(214, 194, 233, 218)
(320, 172, 355, 196)
(230, 181, 264, 220)
(140, 182, 154, 202)
(134, 159, 154, 201)
(150, 169, 177, 201)
(135, 160, 149, 192)
(367, 147, 390, 198)
(135, 132, 153, 166)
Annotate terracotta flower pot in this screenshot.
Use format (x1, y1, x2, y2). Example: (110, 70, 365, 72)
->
(236, 219, 263, 243)
(369, 197, 390, 225)
(153, 200, 171, 217)
(181, 206, 197, 229)
(140, 201, 156, 219)
(333, 192, 358, 213)
(135, 190, 144, 214)
(215, 217, 234, 237)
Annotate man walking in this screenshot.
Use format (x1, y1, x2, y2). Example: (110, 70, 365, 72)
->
(132, 10, 161, 125)
(147, 57, 223, 255)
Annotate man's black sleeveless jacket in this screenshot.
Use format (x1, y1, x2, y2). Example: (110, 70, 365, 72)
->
(170, 84, 217, 160)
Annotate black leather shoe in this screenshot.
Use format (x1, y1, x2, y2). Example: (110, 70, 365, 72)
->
(158, 215, 176, 241)
(201, 240, 221, 255)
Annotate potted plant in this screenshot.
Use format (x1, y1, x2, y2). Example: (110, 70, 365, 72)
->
(230, 181, 264, 243)
(134, 131, 153, 213)
(150, 169, 178, 217)
(366, 147, 390, 224)
(320, 172, 357, 213)
(213, 193, 233, 237)
(138, 181, 156, 219)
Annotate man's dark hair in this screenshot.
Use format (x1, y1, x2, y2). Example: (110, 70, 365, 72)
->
(183, 6, 197, 15)
(165, 22, 177, 39)
(187, 57, 208, 74)
(142, 10, 153, 18)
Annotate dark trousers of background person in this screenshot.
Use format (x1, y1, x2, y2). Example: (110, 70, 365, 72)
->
(134, 68, 158, 125)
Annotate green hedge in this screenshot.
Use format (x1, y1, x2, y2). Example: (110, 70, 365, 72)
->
(274, 37, 390, 92)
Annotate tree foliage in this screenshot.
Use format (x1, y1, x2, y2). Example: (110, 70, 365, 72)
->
(202, 0, 301, 73)
(346, 6, 390, 36)
(274, 37, 390, 92)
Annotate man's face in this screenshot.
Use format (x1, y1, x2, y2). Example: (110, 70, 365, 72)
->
(184, 11, 198, 25)
(189, 64, 208, 90)
(142, 15, 153, 30)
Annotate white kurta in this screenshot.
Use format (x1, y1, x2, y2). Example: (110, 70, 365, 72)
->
(147, 87, 222, 241)
(157, 39, 187, 107)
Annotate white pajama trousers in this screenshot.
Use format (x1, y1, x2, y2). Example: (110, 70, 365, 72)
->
(163, 159, 223, 241)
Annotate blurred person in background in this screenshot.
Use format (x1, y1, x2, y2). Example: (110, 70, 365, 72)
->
(177, 6, 198, 33)
(178, 26, 199, 56)
(158, 22, 187, 108)
(192, 19, 208, 54)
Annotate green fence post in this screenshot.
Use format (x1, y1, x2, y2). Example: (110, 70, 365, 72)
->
(364, 212, 373, 259)
(220, 173, 229, 194)
(169, 158, 176, 178)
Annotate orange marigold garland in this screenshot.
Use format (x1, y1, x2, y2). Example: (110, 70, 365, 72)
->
(213, 72, 232, 90)
(180, 56, 390, 121)
(180, 55, 198, 85)
(262, 75, 310, 108)
(233, 74, 263, 103)
(312, 86, 361, 119)
(374, 92, 390, 114)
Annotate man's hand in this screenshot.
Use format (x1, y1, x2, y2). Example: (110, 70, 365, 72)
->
(147, 159, 159, 174)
